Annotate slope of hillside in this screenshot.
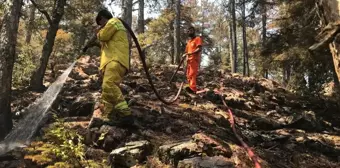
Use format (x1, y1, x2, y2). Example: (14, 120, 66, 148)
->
(2, 56, 340, 168)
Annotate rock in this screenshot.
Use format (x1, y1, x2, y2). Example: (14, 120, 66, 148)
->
(166, 127, 172, 134)
(304, 139, 340, 159)
(109, 141, 152, 168)
(295, 137, 305, 142)
(224, 96, 246, 108)
(99, 125, 128, 152)
(178, 156, 235, 168)
(203, 90, 221, 104)
(192, 133, 232, 158)
(82, 63, 99, 75)
(132, 95, 142, 99)
(135, 85, 151, 92)
(282, 106, 292, 113)
(214, 114, 230, 128)
(157, 134, 233, 166)
(266, 110, 277, 116)
(278, 117, 286, 124)
(253, 83, 266, 93)
(125, 81, 137, 88)
(85, 148, 108, 160)
(128, 98, 138, 106)
(120, 83, 132, 95)
(77, 55, 91, 64)
(158, 141, 200, 165)
(69, 96, 94, 116)
(0, 160, 24, 168)
(85, 127, 99, 145)
(85, 125, 127, 151)
(286, 111, 322, 131)
(251, 117, 283, 130)
(70, 67, 89, 80)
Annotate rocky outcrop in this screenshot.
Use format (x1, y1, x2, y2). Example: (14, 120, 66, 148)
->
(109, 141, 152, 168)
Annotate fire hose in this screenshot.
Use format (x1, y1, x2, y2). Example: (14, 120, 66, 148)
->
(214, 89, 261, 168)
(169, 56, 186, 83)
(83, 19, 261, 167)
(119, 19, 184, 105)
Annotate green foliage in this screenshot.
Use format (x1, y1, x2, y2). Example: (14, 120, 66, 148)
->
(12, 22, 41, 87)
(256, 0, 334, 94)
(45, 118, 85, 164)
(138, 7, 194, 64)
(24, 116, 106, 167)
(13, 44, 37, 87)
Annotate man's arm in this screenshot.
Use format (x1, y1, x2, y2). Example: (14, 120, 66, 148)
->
(187, 45, 202, 55)
(184, 37, 203, 57)
(97, 19, 124, 42)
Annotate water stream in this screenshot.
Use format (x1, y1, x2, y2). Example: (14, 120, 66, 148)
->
(0, 61, 76, 156)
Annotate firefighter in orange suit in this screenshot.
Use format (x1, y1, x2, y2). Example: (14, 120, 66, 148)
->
(182, 26, 202, 94)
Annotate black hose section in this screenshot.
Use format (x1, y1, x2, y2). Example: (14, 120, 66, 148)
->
(118, 18, 183, 105)
(169, 56, 185, 83)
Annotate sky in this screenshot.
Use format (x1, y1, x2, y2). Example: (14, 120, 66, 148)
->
(104, 0, 160, 18)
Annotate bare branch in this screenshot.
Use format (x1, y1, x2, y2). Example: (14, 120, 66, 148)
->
(30, 0, 52, 25)
(132, 0, 139, 6)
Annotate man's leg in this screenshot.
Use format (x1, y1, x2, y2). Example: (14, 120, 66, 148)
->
(88, 61, 132, 128)
(186, 61, 198, 93)
(186, 61, 191, 87)
(101, 61, 131, 119)
(189, 63, 198, 92)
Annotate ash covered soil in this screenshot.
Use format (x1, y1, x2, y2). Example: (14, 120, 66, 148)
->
(2, 56, 340, 168)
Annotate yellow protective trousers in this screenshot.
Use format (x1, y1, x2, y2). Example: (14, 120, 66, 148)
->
(101, 61, 131, 120)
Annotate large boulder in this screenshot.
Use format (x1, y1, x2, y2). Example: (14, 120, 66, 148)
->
(157, 133, 233, 166)
(109, 141, 152, 168)
(192, 133, 233, 157)
(85, 125, 128, 152)
(158, 141, 200, 165)
(286, 111, 322, 131)
(177, 156, 235, 168)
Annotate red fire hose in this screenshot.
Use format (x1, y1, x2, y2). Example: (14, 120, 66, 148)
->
(213, 89, 262, 168)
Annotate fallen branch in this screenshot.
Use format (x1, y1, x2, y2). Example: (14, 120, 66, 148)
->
(309, 21, 340, 51)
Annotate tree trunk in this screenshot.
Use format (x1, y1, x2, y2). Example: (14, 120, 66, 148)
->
(137, 0, 145, 34)
(78, 27, 87, 50)
(0, 0, 23, 140)
(242, 0, 249, 76)
(229, 22, 234, 72)
(231, 0, 237, 73)
(174, 0, 181, 64)
(122, 0, 133, 69)
(261, 0, 268, 78)
(29, 0, 66, 90)
(26, 4, 36, 44)
(122, 0, 133, 27)
(170, 32, 175, 64)
(317, 0, 340, 84)
(169, 1, 175, 64)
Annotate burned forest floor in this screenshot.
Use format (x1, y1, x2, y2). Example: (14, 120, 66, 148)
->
(2, 55, 340, 168)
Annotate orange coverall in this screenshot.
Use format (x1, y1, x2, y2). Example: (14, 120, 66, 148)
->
(185, 36, 202, 92)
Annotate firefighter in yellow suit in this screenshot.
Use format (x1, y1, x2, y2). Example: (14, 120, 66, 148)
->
(83, 9, 133, 128)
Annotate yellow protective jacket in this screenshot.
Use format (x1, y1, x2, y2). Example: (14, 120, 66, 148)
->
(97, 18, 129, 71)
